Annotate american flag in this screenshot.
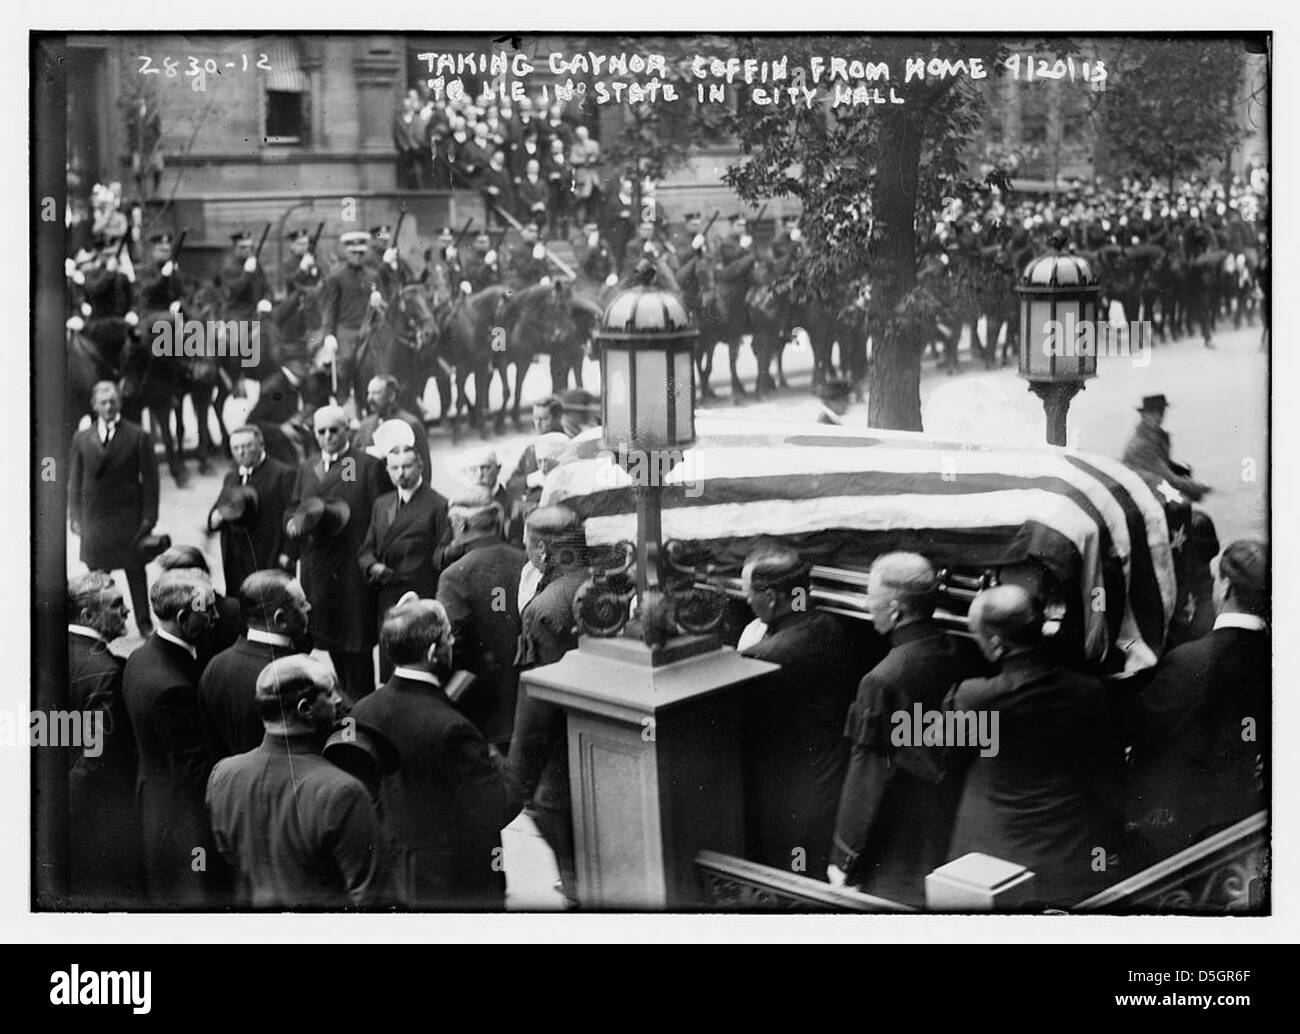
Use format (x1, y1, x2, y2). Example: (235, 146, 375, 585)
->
(544, 417, 1176, 674)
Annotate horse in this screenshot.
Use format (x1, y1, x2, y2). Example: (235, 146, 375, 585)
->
(118, 315, 190, 483)
(351, 283, 439, 420)
(491, 279, 581, 430)
(183, 283, 242, 469)
(744, 258, 787, 399)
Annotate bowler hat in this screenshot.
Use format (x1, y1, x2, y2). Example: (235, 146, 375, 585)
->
(1137, 394, 1169, 413)
(136, 531, 172, 564)
(287, 497, 351, 538)
(324, 719, 400, 781)
(214, 483, 259, 526)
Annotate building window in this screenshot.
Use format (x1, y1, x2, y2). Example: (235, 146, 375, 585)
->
(265, 89, 306, 144)
(262, 38, 311, 147)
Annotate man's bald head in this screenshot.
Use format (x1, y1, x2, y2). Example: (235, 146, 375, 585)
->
(867, 552, 938, 634)
(969, 585, 1042, 661)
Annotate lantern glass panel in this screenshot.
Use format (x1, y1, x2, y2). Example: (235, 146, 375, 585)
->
(1028, 298, 1056, 377)
(604, 346, 633, 447)
(634, 345, 669, 449)
(672, 348, 694, 445)
(1081, 297, 1098, 377)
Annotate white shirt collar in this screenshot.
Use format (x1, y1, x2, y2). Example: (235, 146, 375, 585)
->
(155, 626, 198, 660)
(98, 417, 118, 435)
(247, 628, 293, 648)
(393, 666, 441, 688)
(68, 624, 101, 642)
(1213, 612, 1267, 632)
(398, 478, 423, 504)
(238, 457, 265, 480)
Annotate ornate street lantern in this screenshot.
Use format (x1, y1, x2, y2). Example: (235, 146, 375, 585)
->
(1017, 242, 1101, 445)
(578, 267, 722, 653)
(597, 276, 698, 455)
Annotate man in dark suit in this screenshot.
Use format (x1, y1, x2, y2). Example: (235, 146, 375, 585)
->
(945, 585, 1123, 908)
(68, 381, 160, 636)
(67, 571, 144, 907)
(155, 546, 241, 672)
(509, 505, 590, 904)
(738, 545, 861, 881)
(1121, 394, 1211, 501)
(436, 487, 527, 750)
(122, 568, 220, 907)
(207, 655, 385, 908)
(352, 599, 521, 909)
(197, 570, 312, 763)
(352, 374, 432, 473)
(206, 425, 296, 597)
(286, 405, 390, 703)
(359, 444, 451, 680)
(828, 553, 988, 905)
(1125, 539, 1270, 863)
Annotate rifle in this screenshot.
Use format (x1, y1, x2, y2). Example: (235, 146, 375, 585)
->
(173, 230, 188, 262)
(308, 221, 325, 255)
(253, 222, 272, 261)
(452, 217, 475, 252)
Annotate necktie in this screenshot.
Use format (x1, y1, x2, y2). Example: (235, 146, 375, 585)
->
(240, 470, 250, 486)
(101, 424, 113, 447)
(323, 455, 332, 474)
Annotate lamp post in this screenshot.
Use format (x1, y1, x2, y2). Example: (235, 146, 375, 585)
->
(517, 266, 777, 909)
(1016, 241, 1100, 446)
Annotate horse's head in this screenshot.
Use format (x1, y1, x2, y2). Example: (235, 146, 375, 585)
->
(544, 278, 577, 346)
(393, 284, 439, 351)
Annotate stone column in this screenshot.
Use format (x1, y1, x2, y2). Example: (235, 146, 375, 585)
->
(352, 36, 404, 154)
(522, 634, 777, 910)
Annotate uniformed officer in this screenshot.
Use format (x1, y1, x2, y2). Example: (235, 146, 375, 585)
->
(83, 241, 138, 346)
(368, 224, 416, 299)
(576, 221, 617, 288)
(135, 230, 187, 324)
(508, 221, 551, 289)
(463, 231, 503, 293)
(221, 229, 273, 324)
(318, 230, 382, 407)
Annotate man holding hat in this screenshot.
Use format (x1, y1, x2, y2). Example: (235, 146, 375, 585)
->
(1121, 394, 1211, 501)
(318, 231, 380, 407)
(285, 404, 390, 702)
(68, 380, 160, 638)
(1125, 539, 1270, 864)
(206, 654, 386, 908)
(207, 424, 296, 598)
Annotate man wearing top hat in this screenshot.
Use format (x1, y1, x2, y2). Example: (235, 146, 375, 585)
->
(206, 424, 296, 598)
(285, 404, 390, 702)
(318, 231, 380, 408)
(1121, 394, 1211, 502)
(68, 380, 161, 638)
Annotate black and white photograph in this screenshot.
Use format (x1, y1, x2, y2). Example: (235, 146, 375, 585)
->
(18, 14, 1286, 946)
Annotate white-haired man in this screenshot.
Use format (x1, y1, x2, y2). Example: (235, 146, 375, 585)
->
(828, 552, 988, 905)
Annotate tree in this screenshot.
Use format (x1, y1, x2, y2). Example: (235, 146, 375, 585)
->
(725, 35, 1010, 430)
(1099, 39, 1245, 194)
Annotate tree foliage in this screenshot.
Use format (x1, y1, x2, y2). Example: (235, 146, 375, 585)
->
(1100, 39, 1245, 191)
(723, 35, 1013, 429)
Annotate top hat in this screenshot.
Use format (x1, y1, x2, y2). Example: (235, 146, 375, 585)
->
(136, 531, 172, 564)
(560, 388, 601, 416)
(1137, 394, 1169, 413)
(214, 483, 259, 526)
(287, 497, 351, 538)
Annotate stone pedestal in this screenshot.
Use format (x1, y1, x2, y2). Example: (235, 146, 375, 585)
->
(523, 634, 777, 910)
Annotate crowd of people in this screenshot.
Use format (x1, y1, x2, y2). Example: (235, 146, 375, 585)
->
(62, 355, 1268, 911)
